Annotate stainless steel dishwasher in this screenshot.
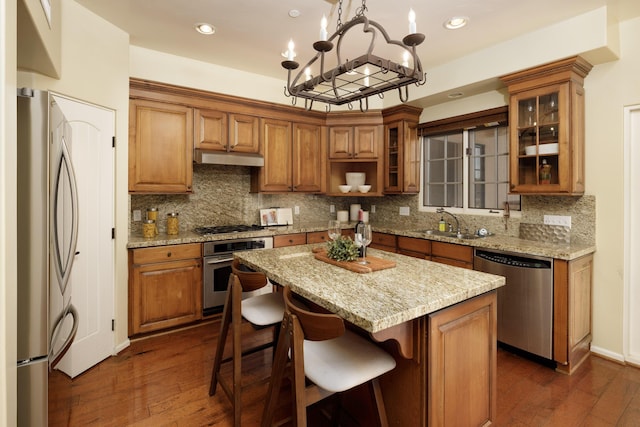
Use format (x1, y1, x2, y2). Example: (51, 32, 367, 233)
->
(474, 248, 553, 359)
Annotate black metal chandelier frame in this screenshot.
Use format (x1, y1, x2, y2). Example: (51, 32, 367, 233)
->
(282, 1, 426, 112)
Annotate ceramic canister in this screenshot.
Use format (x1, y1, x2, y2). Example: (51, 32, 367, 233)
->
(349, 204, 361, 222)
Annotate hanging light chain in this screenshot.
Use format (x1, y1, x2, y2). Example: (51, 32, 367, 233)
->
(337, 0, 368, 32)
(355, 0, 368, 18)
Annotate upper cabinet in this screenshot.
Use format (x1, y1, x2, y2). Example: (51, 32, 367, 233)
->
(129, 99, 193, 194)
(194, 110, 259, 153)
(329, 125, 379, 159)
(501, 56, 592, 195)
(252, 119, 326, 193)
(382, 105, 422, 194)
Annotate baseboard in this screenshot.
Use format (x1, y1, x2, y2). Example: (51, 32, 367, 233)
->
(590, 345, 625, 364)
(113, 338, 131, 355)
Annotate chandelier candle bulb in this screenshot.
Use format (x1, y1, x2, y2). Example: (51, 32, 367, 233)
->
(403, 51, 410, 67)
(287, 39, 295, 60)
(409, 9, 416, 34)
(320, 15, 328, 41)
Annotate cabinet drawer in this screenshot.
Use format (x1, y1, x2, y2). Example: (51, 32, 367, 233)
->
(307, 231, 330, 244)
(431, 241, 473, 263)
(131, 243, 202, 264)
(371, 232, 396, 248)
(398, 236, 431, 255)
(273, 233, 307, 247)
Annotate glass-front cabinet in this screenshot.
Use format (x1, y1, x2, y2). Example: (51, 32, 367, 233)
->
(382, 105, 422, 194)
(501, 56, 592, 195)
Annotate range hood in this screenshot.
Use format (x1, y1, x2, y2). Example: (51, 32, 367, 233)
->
(194, 149, 264, 167)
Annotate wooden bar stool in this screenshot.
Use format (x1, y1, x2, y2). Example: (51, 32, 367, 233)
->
(262, 286, 397, 427)
(209, 259, 284, 427)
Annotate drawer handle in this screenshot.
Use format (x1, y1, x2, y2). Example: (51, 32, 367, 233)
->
(166, 251, 172, 258)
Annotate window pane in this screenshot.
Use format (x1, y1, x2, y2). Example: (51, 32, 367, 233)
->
(423, 132, 463, 208)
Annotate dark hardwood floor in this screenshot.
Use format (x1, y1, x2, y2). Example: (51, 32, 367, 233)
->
(49, 320, 640, 426)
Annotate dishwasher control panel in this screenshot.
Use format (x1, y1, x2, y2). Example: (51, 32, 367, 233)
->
(475, 250, 551, 269)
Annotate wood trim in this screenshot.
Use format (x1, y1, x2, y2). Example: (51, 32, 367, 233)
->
(499, 56, 593, 93)
(418, 106, 508, 136)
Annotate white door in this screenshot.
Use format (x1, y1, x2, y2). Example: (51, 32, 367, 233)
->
(50, 93, 115, 378)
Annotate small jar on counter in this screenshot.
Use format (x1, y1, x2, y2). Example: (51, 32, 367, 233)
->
(166, 213, 179, 235)
(146, 207, 159, 235)
(142, 220, 156, 238)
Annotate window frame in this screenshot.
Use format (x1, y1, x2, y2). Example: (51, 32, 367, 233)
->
(417, 106, 521, 217)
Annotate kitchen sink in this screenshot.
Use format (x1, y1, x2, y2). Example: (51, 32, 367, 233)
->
(420, 229, 484, 240)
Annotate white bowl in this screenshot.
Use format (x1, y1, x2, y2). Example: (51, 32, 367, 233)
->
(358, 185, 372, 193)
(524, 145, 537, 156)
(338, 185, 352, 193)
(539, 143, 559, 154)
(345, 172, 366, 192)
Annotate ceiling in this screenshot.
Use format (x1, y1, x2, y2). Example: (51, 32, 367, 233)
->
(75, 0, 640, 90)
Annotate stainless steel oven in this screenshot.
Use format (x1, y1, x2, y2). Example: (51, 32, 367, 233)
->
(202, 237, 273, 316)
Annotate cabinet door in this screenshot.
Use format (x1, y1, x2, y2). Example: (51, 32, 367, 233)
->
(273, 233, 307, 247)
(403, 122, 420, 193)
(329, 126, 353, 159)
(354, 125, 379, 158)
(431, 241, 473, 269)
(129, 99, 193, 193)
(229, 113, 260, 153)
(293, 123, 325, 192)
(258, 119, 292, 192)
(194, 108, 228, 151)
(129, 258, 202, 335)
(384, 121, 402, 193)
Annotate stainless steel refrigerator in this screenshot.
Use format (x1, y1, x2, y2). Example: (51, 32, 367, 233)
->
(17, 88, 79, 426)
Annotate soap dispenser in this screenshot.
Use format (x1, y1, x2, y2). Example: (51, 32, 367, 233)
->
(438, 216, 446, 232)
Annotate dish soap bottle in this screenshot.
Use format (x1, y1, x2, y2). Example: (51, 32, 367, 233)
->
(438, 216, 447, 232)
(539, 159, 552, 184)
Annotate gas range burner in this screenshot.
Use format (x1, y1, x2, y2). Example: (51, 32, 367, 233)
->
(194, 224, 264, 235)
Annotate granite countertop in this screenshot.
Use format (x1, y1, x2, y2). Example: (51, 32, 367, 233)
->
(128, 222, 595, 260)
(235, 244, 505, 333)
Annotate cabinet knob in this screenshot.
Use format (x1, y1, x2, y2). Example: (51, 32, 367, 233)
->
(166, 251, 172, 258)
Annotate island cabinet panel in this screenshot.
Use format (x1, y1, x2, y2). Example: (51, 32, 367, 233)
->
(553, 253, 593, 374)
(397, 236, 431, 259)
(128, 243, 202, 336)
(431, 241, 473, 269)
(273, 233, 307, 247)
(428, 291, 498, 426)
(369, 232, 397, 252)
(129, 99, 193, 194)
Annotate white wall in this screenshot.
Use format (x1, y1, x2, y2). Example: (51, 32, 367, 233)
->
(1, 0, 18, 424)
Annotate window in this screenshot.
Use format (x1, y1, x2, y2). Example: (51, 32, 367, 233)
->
(420, 107, 520, 213)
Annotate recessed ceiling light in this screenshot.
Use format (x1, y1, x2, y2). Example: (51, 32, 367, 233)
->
(448, 92, 464, 99)
(444, 16, 469, 30)
(288, 9, 301, 18)
(195, 23, 215, 35)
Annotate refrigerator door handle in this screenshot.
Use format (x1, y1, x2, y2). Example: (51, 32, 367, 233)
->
(51, 133, 79, 296)
(49, 303, 78, 370)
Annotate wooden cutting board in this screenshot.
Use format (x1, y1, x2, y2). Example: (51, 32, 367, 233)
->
(312, 248, 396, 274)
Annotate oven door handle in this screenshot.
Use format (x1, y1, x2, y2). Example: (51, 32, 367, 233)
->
(205, 257, 233, 265)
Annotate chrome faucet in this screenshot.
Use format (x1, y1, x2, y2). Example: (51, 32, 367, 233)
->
(436, 208, 461, 234)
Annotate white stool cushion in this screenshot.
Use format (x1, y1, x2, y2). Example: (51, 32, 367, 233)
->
(302, 330, 396, 393)
(241, 292, 284, 326)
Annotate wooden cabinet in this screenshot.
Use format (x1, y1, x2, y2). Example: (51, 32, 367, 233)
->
(273, 233, 307, 247)
(369, 232, 396, 252)
(194, 109, 260, 153)
(128, 99, 193, 193)
(128, 243, 202, 335)
(306, 230, 330, 244)
(397, 236, 431, 259)
(383, 105, 422, 194)
(500, 56, 592, 195)
(428, 291, 498, 426)
(328, 125, 380, 159)
(253, 119, 325, 193)
(431, 241, 473, 269)
(326, 112, 384, 196)
(553, 254, 593, 374)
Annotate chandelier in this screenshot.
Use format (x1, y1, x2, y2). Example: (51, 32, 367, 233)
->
(281, 0, 426, 112)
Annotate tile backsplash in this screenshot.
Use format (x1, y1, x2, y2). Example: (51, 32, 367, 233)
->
(130, 164, 595, 246)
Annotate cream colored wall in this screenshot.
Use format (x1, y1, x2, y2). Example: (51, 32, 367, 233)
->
(17, 0, 131, 352)
(1, 0, 18, 424)
(584, 16, 640, 360)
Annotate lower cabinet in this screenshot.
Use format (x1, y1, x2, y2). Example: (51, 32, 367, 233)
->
(431, 241, 474, 269)
(128, 243, 202, 335)
(273, 233, 307, 247)
(397, 236, 431, 259)
(553, 253, 594, 374)
(369, 232, 397, 252)
(306, 230, 330, 244)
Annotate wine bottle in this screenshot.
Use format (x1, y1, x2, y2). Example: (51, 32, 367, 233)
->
(354, 209, 365, 257)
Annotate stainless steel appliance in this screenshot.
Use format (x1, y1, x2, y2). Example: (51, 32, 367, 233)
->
(17, 89, 79, 426)
(196, 226, 273, 316)
(474, 248, 553, 359)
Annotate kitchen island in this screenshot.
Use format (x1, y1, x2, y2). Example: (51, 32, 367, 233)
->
(236, 244, 506, 426)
